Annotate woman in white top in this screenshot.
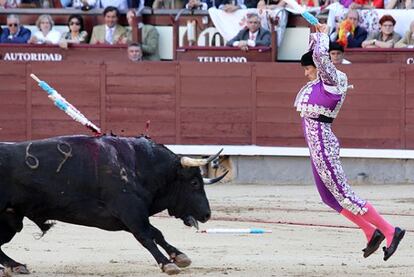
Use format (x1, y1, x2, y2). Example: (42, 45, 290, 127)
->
(28, 14, 61, 45)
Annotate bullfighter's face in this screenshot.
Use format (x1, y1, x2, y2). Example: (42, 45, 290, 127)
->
(303, 65, 317, 81)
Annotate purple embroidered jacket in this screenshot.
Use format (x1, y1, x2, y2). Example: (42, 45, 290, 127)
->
(294, 33, 348, 119)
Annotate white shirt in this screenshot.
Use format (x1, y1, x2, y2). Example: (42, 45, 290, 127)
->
(33, 29, 61, 44)
(98, 0, 128, 11)
(71, 0, 97, 8)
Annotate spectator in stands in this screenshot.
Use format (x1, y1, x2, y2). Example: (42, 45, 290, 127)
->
(126, 9, 160, 60)
(185, 0, 208, 9)
(59, 0, 97, 10)
(127, 42, 143, 62)
(218, 0, 246, 12)
(385, 0, 413, 9)
(349, 0, 383, 9)
(226, 12, 270, 50)
(152, 0, 185, 9)
(97, 0, 144, 10)
(0, 14, 31, 44)
(329, 10, 367, 48)
(329, 41, 351, 64)
(362, 15, 401, 48)
(59, 14, 89, 49)
(257, 0, 285, 9)
(395, 20, 414, 48)
(28, 14, 61, 45)
(90, 6, 127, 45)
(0, 0, 21, 8)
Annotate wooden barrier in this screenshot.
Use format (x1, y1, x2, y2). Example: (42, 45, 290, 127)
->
(0, 60, 413, 149)
(176, 46, 273, 62)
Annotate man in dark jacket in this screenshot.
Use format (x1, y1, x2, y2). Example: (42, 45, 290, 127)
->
(226, 12, 271, 51)
(329, 10, 367, 48)
(0, 14, 31, 44)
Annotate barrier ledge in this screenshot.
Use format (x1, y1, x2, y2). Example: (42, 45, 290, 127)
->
(166, 145, 414, 160)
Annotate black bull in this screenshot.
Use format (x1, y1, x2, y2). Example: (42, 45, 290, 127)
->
(0, 135, 226, 275)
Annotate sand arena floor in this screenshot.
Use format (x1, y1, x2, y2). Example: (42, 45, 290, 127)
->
(3, 183, 414, 277)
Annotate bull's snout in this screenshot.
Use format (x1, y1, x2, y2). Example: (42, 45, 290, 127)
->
(201, 211, 211, 223)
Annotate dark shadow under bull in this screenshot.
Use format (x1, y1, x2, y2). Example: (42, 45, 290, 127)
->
(0, 135, 226, 275)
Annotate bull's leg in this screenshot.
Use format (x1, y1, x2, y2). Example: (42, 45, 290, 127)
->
(110, 196, 181, 274)
(149, 225, 191, 268)
(0, 212, 30, 274)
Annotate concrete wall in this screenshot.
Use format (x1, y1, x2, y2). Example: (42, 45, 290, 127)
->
(229, 156, 414, 185)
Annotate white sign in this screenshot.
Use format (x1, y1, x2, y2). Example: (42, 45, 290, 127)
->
(197, 56, 247, 63)
(407, 58, 414, 65)
(1, 52, 63, 62)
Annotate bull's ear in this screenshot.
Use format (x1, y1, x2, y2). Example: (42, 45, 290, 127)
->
(180, 149, 223, 167)
(203, 171, 228, 185)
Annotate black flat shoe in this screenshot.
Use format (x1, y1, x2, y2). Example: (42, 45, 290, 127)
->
(362, 229, 385, 258)
(383, 227, 405, 261)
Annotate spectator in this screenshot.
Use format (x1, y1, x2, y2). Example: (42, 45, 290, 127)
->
(89, 6, 127, 45)
(362, 15, 401, 48)
(329, 10, 367, 48)
(127, 42, 143, 62)
(0, 0, 21, 8)
(257, 0, 285, 9)
(395, 20, 414, 48)
(218, 0, 246, 12)
(329, 41, 351, 64)
(96, 0, 129, 10)
(349, 0, 384, 9)
(185, 0, 208, 9)
(0, 14, 31, 44)
(59, 0, 97, 10)
(226, 12, 271, 51)
(28, 14, 61, 45)
(59, 14, 89, 49)
(385, 0, 413, 9)
(152, 0, 185, 9)
(126, 9, 160, 60)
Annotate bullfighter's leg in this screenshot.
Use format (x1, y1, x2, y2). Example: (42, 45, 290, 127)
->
(149, 224, 191, 268)
(110, 195, 181, 274)
(0, 212, 30, 274)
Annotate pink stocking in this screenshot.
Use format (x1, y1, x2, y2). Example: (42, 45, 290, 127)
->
(360, 202, 395, 247)
(340, 209, 375, 241)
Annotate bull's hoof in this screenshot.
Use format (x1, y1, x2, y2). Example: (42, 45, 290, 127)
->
(173, 254, 191, 268)
(12, 265, 30, 274)
(162, 263, 181, 275)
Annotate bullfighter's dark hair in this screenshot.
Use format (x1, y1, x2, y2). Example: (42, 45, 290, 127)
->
(103, 6, 120, 17)
(329, 41, 344, 53)
(301, 50, 315, 67)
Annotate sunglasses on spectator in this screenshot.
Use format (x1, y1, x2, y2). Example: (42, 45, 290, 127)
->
(69, 21, 81, 26)
(8, 23, 18, 27)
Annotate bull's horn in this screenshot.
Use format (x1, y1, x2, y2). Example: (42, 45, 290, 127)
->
(203, 171, 228, 185)
(180, 148, 223, 167)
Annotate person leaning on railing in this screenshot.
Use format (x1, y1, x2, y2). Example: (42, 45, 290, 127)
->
(126, 9, 160, 60)
(28, 14, 61, 45)
(59, 14, 89, 49)
(89, 6, 127, 45)
(361, 14, 401, 48)
(0, 14, 31, 44)
(395, 20, 414, 48)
